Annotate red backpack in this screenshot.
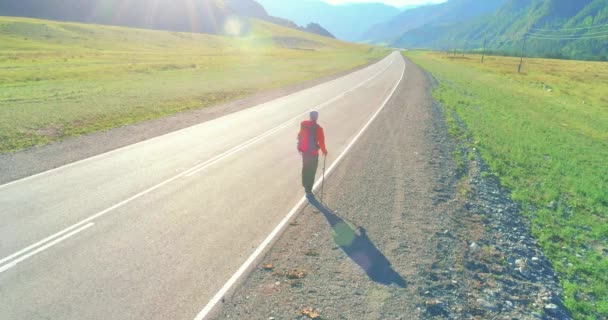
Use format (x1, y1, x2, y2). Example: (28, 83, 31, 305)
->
(298, 121, 319, 153)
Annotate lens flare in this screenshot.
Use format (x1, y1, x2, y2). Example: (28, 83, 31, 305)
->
(223, 16, 243, 36)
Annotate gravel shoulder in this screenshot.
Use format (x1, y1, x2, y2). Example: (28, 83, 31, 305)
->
(215, 58, 570, 319)
(0, 59, 379, 185)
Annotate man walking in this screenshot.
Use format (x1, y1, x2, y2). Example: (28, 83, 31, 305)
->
(297, 111, 328, 197)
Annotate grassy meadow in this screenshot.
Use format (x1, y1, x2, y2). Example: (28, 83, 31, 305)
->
(0, 16, 387, 153)
(404, 51, 607, 319)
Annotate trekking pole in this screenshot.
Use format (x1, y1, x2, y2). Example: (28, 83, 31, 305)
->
(321, 155, 327, 202)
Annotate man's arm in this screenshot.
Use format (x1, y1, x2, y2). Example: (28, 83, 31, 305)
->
(318, 126, 328, 156)
(297, 129, 302, 152)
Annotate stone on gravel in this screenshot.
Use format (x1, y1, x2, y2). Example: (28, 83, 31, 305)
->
(425, 300, 449, 317)
(470, 242, 480, 252)
(477, 298, 498, 312)
(545, 303, 558, 310)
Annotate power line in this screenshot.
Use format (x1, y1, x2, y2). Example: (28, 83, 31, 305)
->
(500, 36, 526, 43)
(486, 29, 608, 45)
(492, 32, 525, 40)
(529, 30, 608, 37)
(529, 22, 608, 31)
(482, 22, 608, 46)
(489, 35, 525, 46)
(439, 23, 607, 72)
(440, 24, 608, 53)
(455, 33, 607, 50)
(491, 35, 522, 41)
(526, 33, 608, 40)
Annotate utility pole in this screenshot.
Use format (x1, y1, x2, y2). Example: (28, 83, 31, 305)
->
(518, 29, 529, 73)
(481, 38, 487, 63)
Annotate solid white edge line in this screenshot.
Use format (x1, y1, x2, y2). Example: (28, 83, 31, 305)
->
(0, 55, 396, 271)
(0, 223, 94, 273)
(192, 53, 406, 320)
(0, 54, 391, 191)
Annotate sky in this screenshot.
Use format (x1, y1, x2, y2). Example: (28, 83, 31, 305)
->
(320, 0, 447, 8)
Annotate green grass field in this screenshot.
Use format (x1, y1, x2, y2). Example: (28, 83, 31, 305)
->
(405, 51, 607, 319)
(0, 16, 387, 153)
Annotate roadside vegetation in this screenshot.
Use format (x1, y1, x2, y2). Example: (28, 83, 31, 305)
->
(0, 16, 386, 153)
(405, 51, 607, 319)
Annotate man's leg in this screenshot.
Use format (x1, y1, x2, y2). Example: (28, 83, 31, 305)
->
(310, 155, 319, 188)
(302, 154, 319, 193)
(302, 154, 309, 191)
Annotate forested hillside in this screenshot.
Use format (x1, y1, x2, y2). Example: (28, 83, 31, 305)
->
(361, 0, 505, 45)
(365, 0, 608, 61)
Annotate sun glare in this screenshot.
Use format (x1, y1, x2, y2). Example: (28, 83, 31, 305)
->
(224, 16, 243, 36)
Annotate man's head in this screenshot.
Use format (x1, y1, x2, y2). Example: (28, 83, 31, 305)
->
(310, 111, 319, 122)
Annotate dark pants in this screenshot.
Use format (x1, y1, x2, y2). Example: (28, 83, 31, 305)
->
(301, 153, 319, 193)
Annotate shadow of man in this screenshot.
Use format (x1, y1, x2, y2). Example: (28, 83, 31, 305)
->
(307, 195, 406, 288)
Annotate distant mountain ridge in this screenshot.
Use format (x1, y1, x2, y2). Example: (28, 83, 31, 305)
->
(0, 0, 335, 38)
(0, 0, 229, 34)
(364, 0, 608, 60)
(256, 0, 401, 41)
(228, 0, 335, 38)
(361, 0, 506, 44)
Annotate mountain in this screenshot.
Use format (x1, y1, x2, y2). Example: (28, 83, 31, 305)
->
(303, 23, 335, 38)
(228, 0, 335, 38)
(256, 0, 401, 41)
(0, 0, 230, 34)
(230, 0, 335, 39)
(0, 0, 335, 38)
(393, 0, 608, 60)
(361, 0, 506, 44)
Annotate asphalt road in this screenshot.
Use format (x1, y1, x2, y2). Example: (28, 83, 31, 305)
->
(0, 51, 405, 320)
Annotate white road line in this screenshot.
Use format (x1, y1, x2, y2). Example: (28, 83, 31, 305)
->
(192, 54, 407, 320)
(0, 223, 94, 273)
(0, 54, 396, 271)
(0, 54, 391, 191)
